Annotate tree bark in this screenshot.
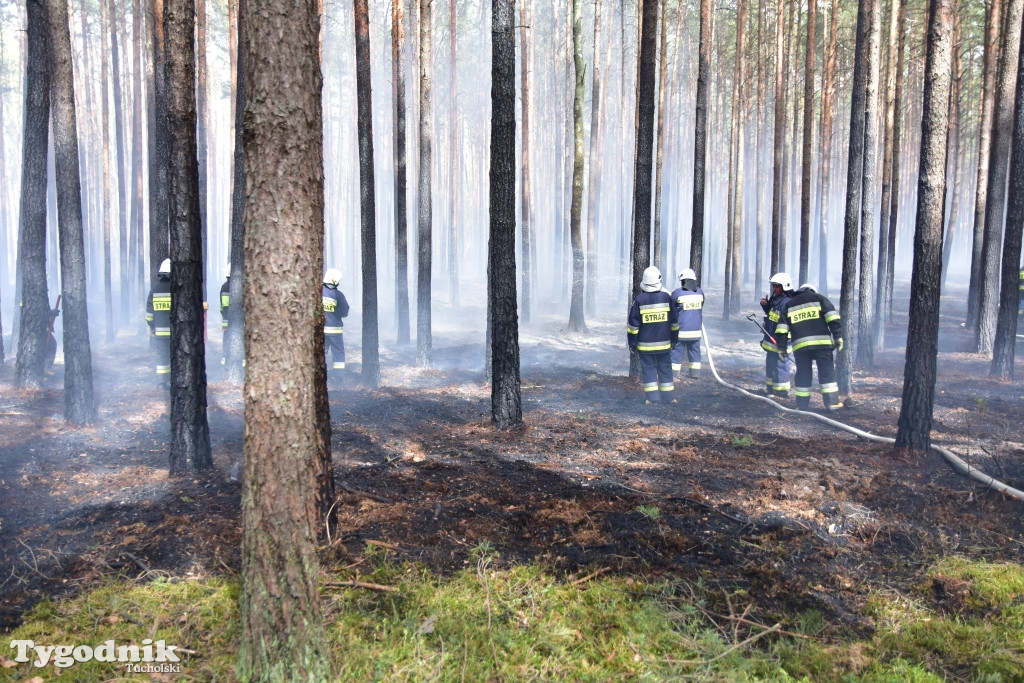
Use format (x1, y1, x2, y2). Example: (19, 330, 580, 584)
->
(148, 0, 170, 275)
(15, 0, 52, 390)
(631, 0, 658, 311)
(131, 0, 146, 317)
(966, 0, 1001, 329)
(882, 0, 907, 322)
(490, 0, 522, 429)
(991, 16, 1024, 377)
(393, 0, 410, 346)
(519, 0, 532, 324)
(896, 0, 953, 452)
(799, 0, 816, 285)
(448, 0, 459, 309)
(585, 0, 603, 316)
(238, 0, 331, 676)
(690, 0, 711, 281)
(568, 0, 587, 332)
(164, 0, 211, 474)
(354, 0, 380, 386)
(730, 0, 746, 315)
(817, 0, 838, 295)
(771, 0, 785, 273)
(837, 0, 872, 397)
(976, 0, 1024, 353)
(417, 0, 433, 366)
(653, 0, 667, 270)
(224, 0, 246, 383)
(100, 0, 115, 341)
(196, 0, 209, 280)
(856, 0, 882, 368)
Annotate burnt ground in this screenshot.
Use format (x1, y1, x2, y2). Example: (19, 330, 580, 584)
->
(1, 285, 1023, 642)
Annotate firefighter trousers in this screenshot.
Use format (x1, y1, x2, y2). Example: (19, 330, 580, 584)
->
(639, 352, 675, 403)
(764, 351, 790, 396)
(671, 339, 702, 376)
(793, 347, 839, 409)
(325, 331, 346, 371)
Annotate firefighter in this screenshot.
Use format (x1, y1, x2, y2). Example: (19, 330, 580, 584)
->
(775, 283, 844, 411)
(219, 263, 231, 365)
(670, 268, 704, 378)
(759, 272, 795, 398)
(322, 268, 350, 382)
(145, 259, 172, 387)
(628, 266, 679, 404)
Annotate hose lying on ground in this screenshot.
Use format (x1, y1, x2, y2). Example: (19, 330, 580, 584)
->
(700, 324, 1024, 502)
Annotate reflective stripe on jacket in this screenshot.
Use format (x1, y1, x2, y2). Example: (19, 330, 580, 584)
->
(146, 277, 172, 337)
(322, 285, 350, 334)
(628, 290, 679, 353)
(671, 282, 704, 341)
(776, 289, 842, 353)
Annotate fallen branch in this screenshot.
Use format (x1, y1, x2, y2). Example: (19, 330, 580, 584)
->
(698, 607, 824, 641)
(571, 567, 611, 586)
(366, 539, 398, 550)
(338, 484, 391, 504)
(122, 551, 152, 577)
(324, 579, 399, 593)
(678, 622, 782, 666)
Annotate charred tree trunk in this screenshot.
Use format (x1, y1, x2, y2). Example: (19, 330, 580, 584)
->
(966, 0, 1001, 329)
(164, 0, 211, 474)
(817, 0, 839, 295)
(148, 0, 170, 274)
(417, 0, 433, 366)
(690, 0, 711, 281)
(519, 0, 532, 324)
(631, 0, 658, 307)
(237, 0, 330, 676)
(354, 0, 380, 387)
(47, 0, 95, 425)
(131, 0, 145, 316)
(653, 0, 667, 270)
(991, 19, 1024, 377)
(568, 0, 587, 332)
(856, 0, 882, 368)
(882, 0, 907, 322)
(771, 0, 786, 272)
(896, 0, 953, 452)
(490, 0, 522, 429)
(15, 0, 52, 389)
(196, 0, 209, 278)
(393, 0, 410, 346)
(976, 0, 1024, 354)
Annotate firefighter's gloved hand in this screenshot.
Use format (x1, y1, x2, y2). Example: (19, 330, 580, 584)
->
(836, 337, 844, 352)
(778, 351, 788, 362)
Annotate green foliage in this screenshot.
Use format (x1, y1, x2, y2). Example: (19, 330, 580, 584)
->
(636, 504, 662, 520)
(731, 434, 756, 447)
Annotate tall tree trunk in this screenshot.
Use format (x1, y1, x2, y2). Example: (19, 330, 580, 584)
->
(882, 0, 907, 321)
(631, 0, 658, 312)
(817, 0, 838, 295)
(393, 0, 410, 345)
(149, 0, 170, 275)
(238, 0, 331, 675)
(448, 0, 459, 309)
(976, 0, 1024, 353)
(838, 0, 873, 397)
(224, 0, 246, 382)
(196, 0, 209, 281)
(941, 10, 963, 288)
(490, 0, 522, 429)
(799, 0, 816, 284)
(653, 0, 667, 270)
(568, 0, 587, 332)
(355, 0, 380, 386)
(771, 0, 785, 272)
(103, 0, 128, 327)
(991, 15, 1024, 377)
(756, 0, 766, 290)
(875, 0, 903, 348)
(966, 0, 1001, 329)
(690, 0, 711, 280)
(164, 0, 211, 474)
(856, 0, 882, 368)
(896, 0, 953, 451)
(131, 0, 145, 319)
(417, 0, 433, 366)
(727, 0, 746, 316)
(519, 0, 532, 324)
(585, 0, 603, 316)
(780, 0, 796, 271)
(100, 0, 115, 341)
(15, 0, 51, 389)
(47, 0, 95, 425)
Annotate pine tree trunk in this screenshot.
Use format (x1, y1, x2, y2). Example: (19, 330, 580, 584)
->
(15, 0, 51, 389)
(393, 0, 410, 346)
(196, 0, 209, 281)
(690, 0, 711, 280)
(817, 0, 838, 295)
(417, 0, 433, 366)
(799, 0, 816, 285)
(131, 0, 146, 319)
(107, 0, 128, 326)
(838, 0, 872, 397)
(585, 0, 603, 316)
(729, 0, 746, 315)
(100, 0, 115, 341)
(47, 0, 95, 425)
(567, 0, 587, 331)
(896, 0, 953, 451)
(519, 0, 532, 324)
(653, 0, 667, 270)
(940, 6, 962, 288)
(755, 0, 766, 290)
(224, 0, 246, 382)
(771, 0, 786, 272)
(164, 0, 211, 474)
(148, 0, 170, 274)
(856, 0, 882, 368)
(780, 0, 797, 271)
(447, 0, 459, 308)
(977, 0, 1024, 353)
(882, 0, 907, 322)
(490, 0, 522, 429)
(238, 0, 330, 676)
(355, 0, 380, 387)
(991, 13, 1024, 377)
(966, 0, 1001, 329)
(632, 0, 658, 308)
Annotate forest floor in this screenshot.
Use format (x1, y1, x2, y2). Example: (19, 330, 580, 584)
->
(1, 284, 1023, 646)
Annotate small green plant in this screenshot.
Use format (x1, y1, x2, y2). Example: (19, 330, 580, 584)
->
(731, 434, 755, 447)
(637, 505, 661, 520)
(974, 397, 987, 412)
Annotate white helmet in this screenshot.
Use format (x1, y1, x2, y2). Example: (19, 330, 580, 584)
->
(678, 268, 697, 281)
(640, 266, 662, 292)
(158, 258, 171, 276)
(225, 262, 231, 278)
(798, 283, 817, 293)
(323, 268, 342, 287)
(769, 272, 792, 291)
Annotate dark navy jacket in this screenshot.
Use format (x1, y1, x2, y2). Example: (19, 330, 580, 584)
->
(670, 280, 704, 341)
(627, 290, 679, 353)
(759, 291, 792, 353)
(322, 285, 350, 335)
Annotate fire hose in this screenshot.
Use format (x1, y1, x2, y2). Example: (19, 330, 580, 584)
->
(701, 324, 1024, 502)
